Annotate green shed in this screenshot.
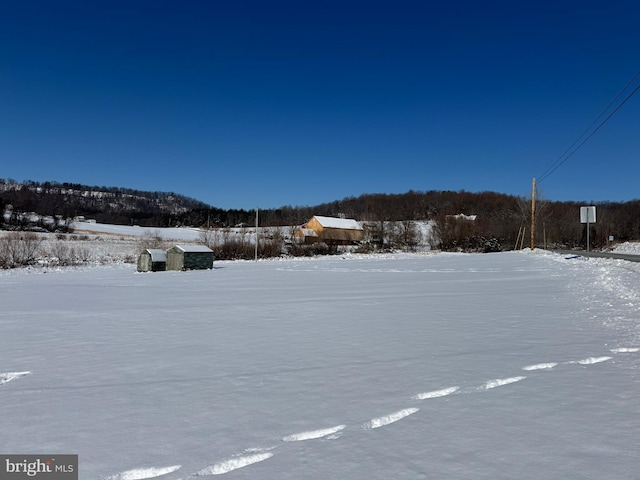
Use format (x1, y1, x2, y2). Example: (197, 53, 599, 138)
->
(166, 244, 214, 271)
(137, 248, 167, 272)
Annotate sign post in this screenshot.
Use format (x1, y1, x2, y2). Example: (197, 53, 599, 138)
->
(580, 206, 596, 252)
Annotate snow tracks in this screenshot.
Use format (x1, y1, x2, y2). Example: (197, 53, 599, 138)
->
(97, 347, 637, 479)
(0, 371, 30, 386)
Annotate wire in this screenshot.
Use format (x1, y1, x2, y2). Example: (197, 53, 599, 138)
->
(538, 71, 640, 183)
(538, 70, 640, 181)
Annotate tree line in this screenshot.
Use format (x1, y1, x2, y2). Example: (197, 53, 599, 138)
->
(2, 179, 639, 251)
(0, 179, 208, 227)
(134, 190, 640, 252)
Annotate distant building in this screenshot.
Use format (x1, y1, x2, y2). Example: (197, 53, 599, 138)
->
(137, 249, 167, 272)
(293, 228, 320, 244)
(447, 214, 477, 221)
(166, 244, 214, 271)
(293, 215, 363, 245)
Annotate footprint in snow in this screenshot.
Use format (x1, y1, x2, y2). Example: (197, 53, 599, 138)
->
(103, 465, 181, 480)
(411, 386, 460, 400)
(522, 363, 558, 371)
(193, 452, 273, 476)
(282, 424, 346, 442)
(481, 376, 527, 390)
(362, 408, 419, 430)
(568, 356, 612, 365)
(0, 371, 31, 386)
(103, 351, 630, 479)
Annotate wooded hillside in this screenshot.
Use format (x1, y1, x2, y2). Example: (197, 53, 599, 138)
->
(0, 179, 208, 226)
(2, 179, 639, 251)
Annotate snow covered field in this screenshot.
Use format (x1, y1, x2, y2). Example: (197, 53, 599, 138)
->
(71, 222, 206, 242)
(1, 250, 639, 479)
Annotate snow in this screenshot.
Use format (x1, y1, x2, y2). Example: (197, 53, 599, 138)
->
(193, 452, 274, 476)
(610, 241, 640, 254)
(104, 466, 181, 480)
(282, 425, 346, 442)
(144, 250, 167, 262)
(72, 222, 204, 241)
(312, 216, 362, 230)
(362, 408, 420, 430)
(0, 371, 31, 385)
(522, 362, 558, 371)
(480, 376, 527, 390)
(173, 244, 214, 253)
(411, 386, 460, 400)
(1, 250, 639, 479)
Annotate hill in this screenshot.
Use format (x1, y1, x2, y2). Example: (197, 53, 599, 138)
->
(0, 179, 209, 227)
(2, 178, 640, 252)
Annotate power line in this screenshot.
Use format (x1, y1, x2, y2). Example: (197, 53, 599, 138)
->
(538, 71, 640, 183)
(538, 70, 640, 182)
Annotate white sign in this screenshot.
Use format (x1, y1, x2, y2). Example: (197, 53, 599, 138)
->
(580, 206, 596, 224)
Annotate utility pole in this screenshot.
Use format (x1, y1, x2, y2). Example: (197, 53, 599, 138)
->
(255, 207, 259, 262)
(530, 178, 536, 250)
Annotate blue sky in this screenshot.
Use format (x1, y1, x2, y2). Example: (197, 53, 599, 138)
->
(1, 1, 639, 210)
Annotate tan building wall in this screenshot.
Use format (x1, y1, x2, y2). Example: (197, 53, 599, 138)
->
(305, 216, 364, 244)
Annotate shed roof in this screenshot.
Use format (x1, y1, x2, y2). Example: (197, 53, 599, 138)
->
(313, 216, 362, 230)
(145, 249, 167, 262)
(174, 244, 214, 253)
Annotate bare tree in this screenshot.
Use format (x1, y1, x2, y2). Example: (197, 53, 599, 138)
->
(199, 227, 219, 249)
(0, 232, 43, 268)
(386, 221, 422, 251)
(136, 230, 166, 251)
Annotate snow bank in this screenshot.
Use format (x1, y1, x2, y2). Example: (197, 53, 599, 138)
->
(610, 241, 640, 254)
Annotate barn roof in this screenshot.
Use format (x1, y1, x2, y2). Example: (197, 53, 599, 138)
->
(174, 244, 214, 253)
(145, 249, 167, 262)
(313, 216, 362, 230)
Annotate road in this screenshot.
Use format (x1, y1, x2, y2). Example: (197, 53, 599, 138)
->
(551, 249, 640, 263)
